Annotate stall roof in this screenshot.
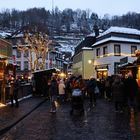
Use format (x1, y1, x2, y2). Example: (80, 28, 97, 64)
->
(118, 62, 137, 69)
(32, 68, 60, 74)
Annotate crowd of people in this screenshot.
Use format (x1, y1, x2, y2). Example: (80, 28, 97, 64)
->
(8, 73, 139, 115)
(48, 73, 140, 114)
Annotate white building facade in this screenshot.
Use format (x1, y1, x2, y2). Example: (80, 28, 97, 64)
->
(92, 26, 140, 79)
(9, 35, 64, 79)
(12, 46, 64, 78)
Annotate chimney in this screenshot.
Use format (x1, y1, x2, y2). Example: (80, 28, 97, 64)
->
(94, 25, 99, 37)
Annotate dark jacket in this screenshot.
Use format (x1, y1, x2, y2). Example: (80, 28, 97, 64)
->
(87, 79, 96, 93)
(13, 80, 20, 93)
(49, 79, 58, 96)
(125, 77, 138, 98)
(112, 80, 124, 102)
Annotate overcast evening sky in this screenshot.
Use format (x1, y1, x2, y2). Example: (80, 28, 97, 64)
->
(0, 0, 140, 17)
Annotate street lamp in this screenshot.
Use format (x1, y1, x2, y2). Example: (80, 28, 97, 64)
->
(88, 59, 92, 64)
(17, 32, 52, 72)
(88, 59, 96, 79)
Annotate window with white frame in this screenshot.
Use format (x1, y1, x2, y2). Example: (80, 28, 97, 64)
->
(17, 51, 21, 58)
(131, 46, 137, 57)
(114, 44, 121, 56)
(103, 46, 108, 56)
(24, 51, 29, 57)
(96, 48, 100, 58)
(16, 61, 21, 71)
(24, 61, 28, 70)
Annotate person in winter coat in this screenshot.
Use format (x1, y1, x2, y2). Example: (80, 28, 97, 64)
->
(112, 75, 125, 113)
(49, 76, 58, 113)
(86, 76, 97, 108)
(125, 73, 138, 111)
(70, 75, 85, 115)
(58, 79, 65, 103)
(105, 77, 112, 101)
(10, 79, 20, 107)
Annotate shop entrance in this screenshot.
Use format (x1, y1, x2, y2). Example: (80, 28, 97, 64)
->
(97, 70, 108, 79)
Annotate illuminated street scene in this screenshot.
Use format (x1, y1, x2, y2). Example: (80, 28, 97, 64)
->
(1, 0, 140, 140)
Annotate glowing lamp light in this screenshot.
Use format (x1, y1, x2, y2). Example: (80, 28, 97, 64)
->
(60, 72, 65, 77)
(11, 77, 14, 80)
(0, 103, 6, 108)
(28, 76, 31, 80)
(135, 50, 140, 57)
(88, 60, 92, 64)
(97, 68, 108, 71)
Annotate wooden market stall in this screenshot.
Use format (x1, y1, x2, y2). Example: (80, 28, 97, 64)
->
(0, 38, 12, 104)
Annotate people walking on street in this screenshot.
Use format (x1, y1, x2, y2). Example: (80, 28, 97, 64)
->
(76, 75, 86, 97)
(105, 77, 112, 101)
(120, 75, 129, 110)
(98, 79, 105, 98)
(87, 76, 97, 108)
(125, 73, 138, 111)
(70, 75, 85, 115)
(65, 76, 75, 101)
(111, 75, 125, 113)
(58, 79, 65, 103)
(49, 76, 58, 113)
(9, 79, 20, 108)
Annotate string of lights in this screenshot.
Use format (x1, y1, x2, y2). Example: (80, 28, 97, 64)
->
(17, 32, 52, 72)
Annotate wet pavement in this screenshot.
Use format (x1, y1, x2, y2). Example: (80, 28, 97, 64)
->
(0, 97, 140, 140)
(0, 96, 46, 135)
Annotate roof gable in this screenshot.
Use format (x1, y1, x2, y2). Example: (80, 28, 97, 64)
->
(75, 36, 96, 54)
(98, 26, 140, 37)
(93, 26, 140, 47)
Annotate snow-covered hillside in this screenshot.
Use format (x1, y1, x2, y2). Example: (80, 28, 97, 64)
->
(0, 30, 85, 56)
(53, 35, 82, 55)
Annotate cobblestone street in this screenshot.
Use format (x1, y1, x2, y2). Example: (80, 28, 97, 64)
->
(1, 98, 140, 140)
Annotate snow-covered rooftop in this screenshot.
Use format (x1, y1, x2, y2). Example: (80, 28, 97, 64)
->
(93, 36, 140, 46)
(0, 31, 11, 38)
(87, 32, 95, 37)
(98, 26, 140, 38)
(82, 47, 93, 50)
(12, 33, 24, 38)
